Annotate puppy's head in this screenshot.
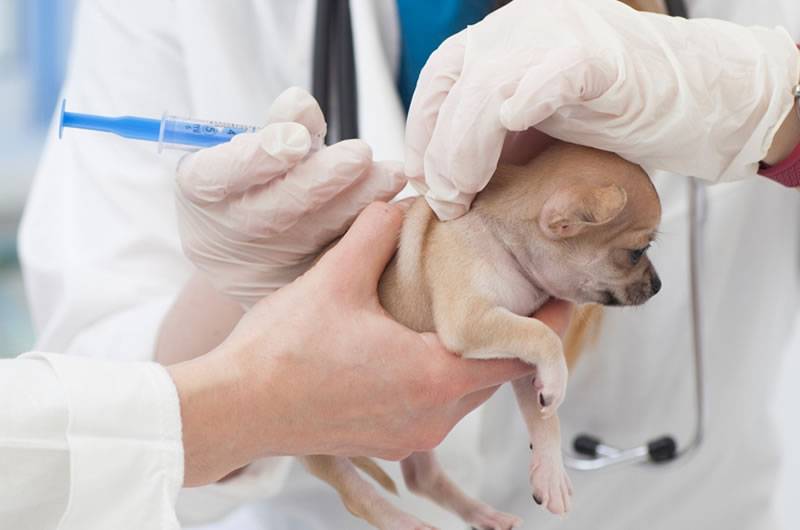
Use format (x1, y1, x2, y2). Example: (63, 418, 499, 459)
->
(535, 144, 661, 306)
(480, 143, 662, 307)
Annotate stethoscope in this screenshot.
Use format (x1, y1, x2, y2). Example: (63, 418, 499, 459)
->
(312, 0, 707, 470)
(312, 0, 358, 143)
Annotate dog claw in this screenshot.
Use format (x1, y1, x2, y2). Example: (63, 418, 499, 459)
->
(532, 356, 567, 417)
(533, 494, 542, 505)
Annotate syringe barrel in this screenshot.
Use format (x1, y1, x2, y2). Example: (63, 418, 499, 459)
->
(158, 114, 258, 151)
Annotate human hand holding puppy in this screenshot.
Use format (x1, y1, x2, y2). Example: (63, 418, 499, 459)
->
(169, 201, 573, 487)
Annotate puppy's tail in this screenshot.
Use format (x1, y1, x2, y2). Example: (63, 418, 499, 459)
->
(349, 456, 398, 495)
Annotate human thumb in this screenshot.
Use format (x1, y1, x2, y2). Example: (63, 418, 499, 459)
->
(320, 202, 405, 293)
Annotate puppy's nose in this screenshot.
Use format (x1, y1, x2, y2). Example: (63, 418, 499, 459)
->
(650, 274, 662, 295)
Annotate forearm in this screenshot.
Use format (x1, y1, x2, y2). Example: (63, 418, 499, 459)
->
(155, 272, 244, 365)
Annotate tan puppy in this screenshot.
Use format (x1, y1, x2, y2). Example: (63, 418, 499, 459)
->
(301, 143, 662, 529)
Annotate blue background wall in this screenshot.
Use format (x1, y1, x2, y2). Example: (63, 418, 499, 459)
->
(0, 0, 77, 355)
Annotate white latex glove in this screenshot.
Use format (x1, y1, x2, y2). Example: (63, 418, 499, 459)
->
(176, 87, 406, 307)
(405, 0, 800, 220)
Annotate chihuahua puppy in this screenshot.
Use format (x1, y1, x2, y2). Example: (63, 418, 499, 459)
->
(301, 143, 662, 529)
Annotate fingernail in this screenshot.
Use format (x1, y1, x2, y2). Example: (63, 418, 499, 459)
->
(391, 197, 415, 213)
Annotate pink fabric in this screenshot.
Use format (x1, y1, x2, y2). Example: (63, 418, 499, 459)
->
(758, 44, 800, 187)
(759, 138, 800, 187)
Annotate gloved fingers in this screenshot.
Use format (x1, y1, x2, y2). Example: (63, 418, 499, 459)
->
(177, 121, 311, 204)
(420, 44, 619, 222)
(210, 139, 375, 236)
(404, 31, 467, 192)
(267, 87, 327, 150)
(419, 72, 507, 221)
(499, 47, 619, 133)
(256, 139, 376, 233)
(178, 160, 402, 299)
(291, 160, 407, 248)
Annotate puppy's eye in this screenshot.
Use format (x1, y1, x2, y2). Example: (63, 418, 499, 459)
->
(630, 247, 648, 265)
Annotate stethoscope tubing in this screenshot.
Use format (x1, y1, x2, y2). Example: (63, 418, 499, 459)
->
(312, 0, 358, 143)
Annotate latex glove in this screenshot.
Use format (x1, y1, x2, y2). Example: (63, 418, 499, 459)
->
(405, 0, 800, 220)
(176, 87, 406, 307)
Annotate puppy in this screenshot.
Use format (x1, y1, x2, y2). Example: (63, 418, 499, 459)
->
(301, 143, 662, 529)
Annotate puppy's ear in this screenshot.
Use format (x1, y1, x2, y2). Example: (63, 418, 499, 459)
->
(539, 183, 627, 239)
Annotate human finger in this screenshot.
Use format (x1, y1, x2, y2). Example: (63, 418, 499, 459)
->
(292, 160, 407, 246)
(404, 32, 466, 193)
(456, 357, 537, 391)
(208, 139, 375, 236)
(417, 332, 536, 391)
(530, 299, 574, 339)
(421, 46, 606, 221)
(455, 386, 502, 418)
(499, 46, 618, 132)
(417, 60, 509, 221)
(320, 202, 405, 294)
(176, 122, 311, 204)
(267, 87, 327, 147)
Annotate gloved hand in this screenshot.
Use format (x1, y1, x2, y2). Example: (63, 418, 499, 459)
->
(176, 87, 406, 307)
(405, 0, 800, 220)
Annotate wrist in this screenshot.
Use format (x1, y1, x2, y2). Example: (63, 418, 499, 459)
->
(759, 45, 800, 185)
(168, 350, 247, 486)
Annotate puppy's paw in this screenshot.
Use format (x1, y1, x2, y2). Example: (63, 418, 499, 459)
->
(529, 443, 574, 516)
(463, 502, 522, 530)
(531, 347, 568, 417)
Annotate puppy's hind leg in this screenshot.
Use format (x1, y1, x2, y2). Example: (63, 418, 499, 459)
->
(300, 455, 438, 530)
(402, 451, 522, 530)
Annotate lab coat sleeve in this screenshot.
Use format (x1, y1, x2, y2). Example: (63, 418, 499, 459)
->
(0, 352, 183, 530)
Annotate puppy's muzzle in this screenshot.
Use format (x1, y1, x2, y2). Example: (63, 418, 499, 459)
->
(604, 268, 662, 306)
(650, 271, 662, 295)
(625, 268, 661, 305)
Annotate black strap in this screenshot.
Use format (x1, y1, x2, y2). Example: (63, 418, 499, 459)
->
(664, 0, 689, 18)
(312, 0, 333, 125)
(312, 0, 359, 143)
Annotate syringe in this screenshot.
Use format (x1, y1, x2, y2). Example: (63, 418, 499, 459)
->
(58, 99, 259, 151)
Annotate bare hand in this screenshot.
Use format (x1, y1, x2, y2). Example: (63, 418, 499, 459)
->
(170, 202, 573, 485)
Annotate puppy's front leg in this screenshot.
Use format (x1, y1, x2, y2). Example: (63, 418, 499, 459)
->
(512, 377, 574, 515)
(437, 304, 568, 416)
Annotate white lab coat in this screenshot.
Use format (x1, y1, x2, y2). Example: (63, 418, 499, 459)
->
(17, 0, 800, 528)
(0, 353, 183, 529)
